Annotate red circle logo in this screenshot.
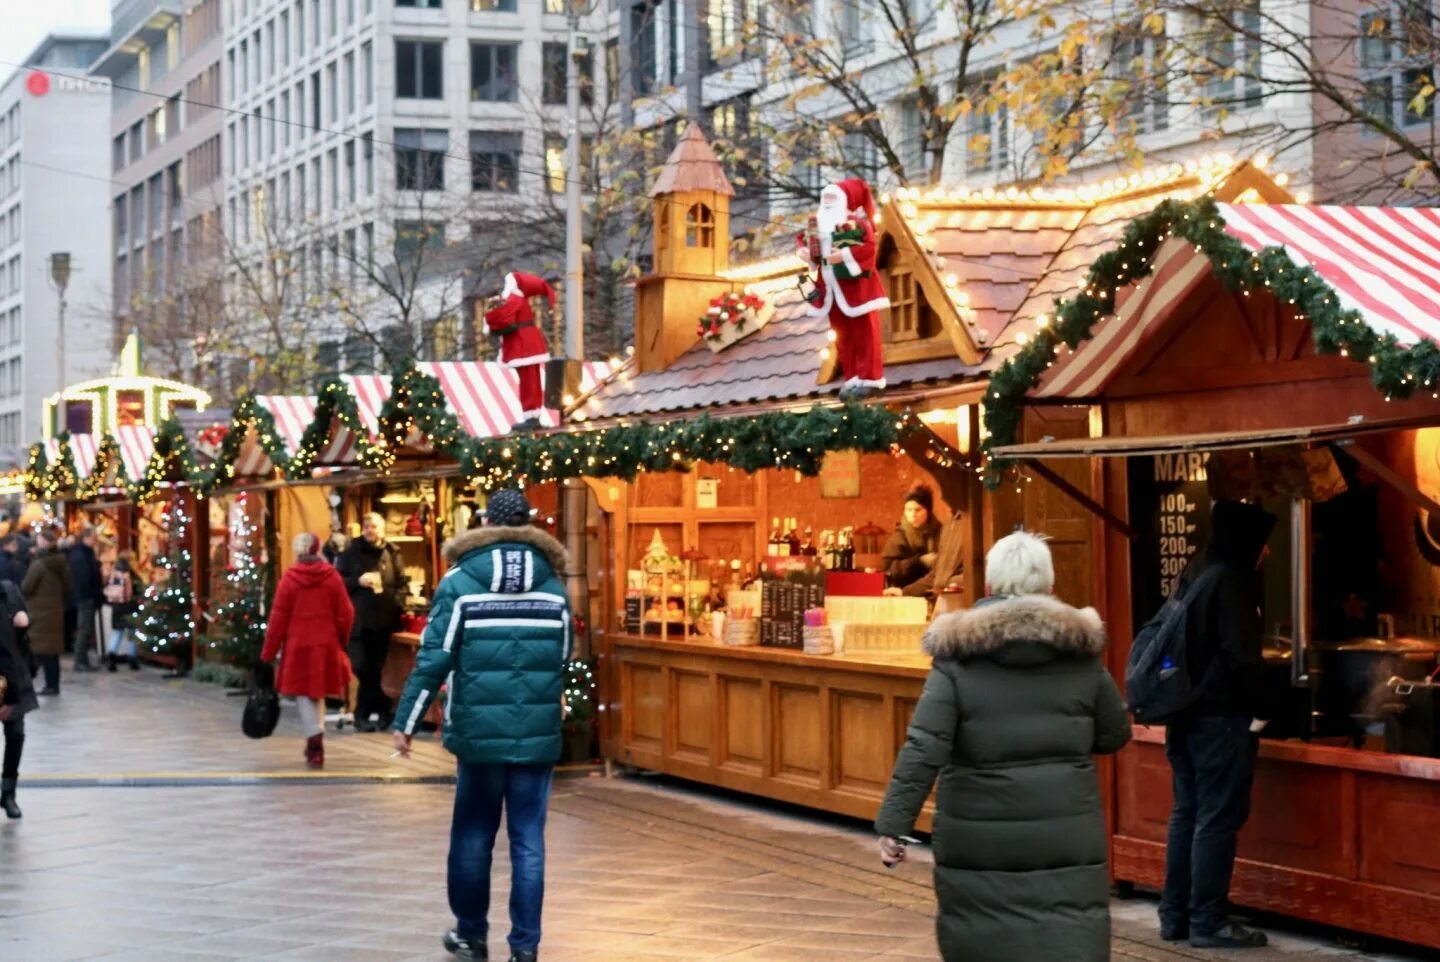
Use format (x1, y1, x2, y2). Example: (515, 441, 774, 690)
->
(25, 72, 50, 96)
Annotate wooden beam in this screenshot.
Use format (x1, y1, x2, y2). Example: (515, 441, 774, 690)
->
(897, 424, 971, 515)
(1333, 441, 1440, 517)
(1027, 460, 1139, 541)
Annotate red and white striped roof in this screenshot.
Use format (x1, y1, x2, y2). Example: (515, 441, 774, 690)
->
(115, 426, 156, 483)
(254, 395, 358, 468)
(344, 375, 392, 437)
(1035, 204, 1440, 399)
(1218, 203, 1440, 346)
(419, 361, 614, 437)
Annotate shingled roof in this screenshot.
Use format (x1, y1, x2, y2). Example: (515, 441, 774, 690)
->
(651, 123, 735, 197)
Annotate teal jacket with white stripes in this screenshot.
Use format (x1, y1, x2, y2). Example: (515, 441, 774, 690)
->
(393, 524, 571, 765)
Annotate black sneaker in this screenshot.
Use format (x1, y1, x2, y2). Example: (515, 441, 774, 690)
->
(508, 951, 537, 962)
(1160, 925, 1188, 942)
(443, 929, 486, 960)
(1191, 922, 1268, 949)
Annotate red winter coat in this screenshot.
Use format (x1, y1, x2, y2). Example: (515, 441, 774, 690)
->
(261, 560, 355, 699)
(483, 294, 551, 368)
(803, 213, 890, 319)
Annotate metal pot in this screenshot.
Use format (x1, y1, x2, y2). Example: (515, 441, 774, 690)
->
(1312, 638, 1440, 742)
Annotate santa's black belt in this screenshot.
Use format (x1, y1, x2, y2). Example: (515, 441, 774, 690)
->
(489, 321, 536, 336)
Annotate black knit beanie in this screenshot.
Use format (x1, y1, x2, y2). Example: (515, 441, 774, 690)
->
(486, 489, 532, 527)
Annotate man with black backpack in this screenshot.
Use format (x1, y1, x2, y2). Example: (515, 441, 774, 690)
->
(1155, 499, 1275, 949)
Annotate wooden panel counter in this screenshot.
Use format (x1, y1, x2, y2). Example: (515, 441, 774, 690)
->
(1115, 727, 1440, 950)
(599, 632, 934, 828)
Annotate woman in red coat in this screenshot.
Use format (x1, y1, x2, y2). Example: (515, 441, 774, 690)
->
(262, 533, 354, 768)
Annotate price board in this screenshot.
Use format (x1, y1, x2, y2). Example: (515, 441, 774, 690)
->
(1129, 453, 1213, 624)
(760, 559, 826, 649)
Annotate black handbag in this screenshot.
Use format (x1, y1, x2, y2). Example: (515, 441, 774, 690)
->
(241, 687, 281, 739)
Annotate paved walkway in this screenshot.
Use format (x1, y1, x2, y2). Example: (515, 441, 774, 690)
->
(1, 671, 1429, 961)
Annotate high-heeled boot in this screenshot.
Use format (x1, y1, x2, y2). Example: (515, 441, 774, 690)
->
(304, 734, 324, 769)
(1, 778, 21, 819)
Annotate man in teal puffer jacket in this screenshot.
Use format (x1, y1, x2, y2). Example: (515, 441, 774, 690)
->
(393, 489, 571, 962)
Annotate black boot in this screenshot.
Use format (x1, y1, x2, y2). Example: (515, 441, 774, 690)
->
(508, 950, 537, 962)
(106, 653, 118, 673)
(1, 778, 20, 819)
(443, 929, 487, 960)
(129, 656, 141, 671)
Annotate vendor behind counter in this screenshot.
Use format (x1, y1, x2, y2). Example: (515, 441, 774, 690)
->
(883, 484, 965, 598)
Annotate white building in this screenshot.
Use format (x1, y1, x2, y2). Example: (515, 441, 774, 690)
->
(224, 0, 609, 384)
(0, 34, 114, 445)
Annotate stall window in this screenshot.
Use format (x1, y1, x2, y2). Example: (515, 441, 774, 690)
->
(65, 400, 95, 435)
(880, 239, 940, 344)
(116, 390, 146, 427)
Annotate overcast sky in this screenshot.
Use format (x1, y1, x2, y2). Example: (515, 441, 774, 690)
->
(0, 1, 111, 81)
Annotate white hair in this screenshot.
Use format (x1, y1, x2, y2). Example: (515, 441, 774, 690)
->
(985, 531, 1055, 597)
(292, 532, 321, 557)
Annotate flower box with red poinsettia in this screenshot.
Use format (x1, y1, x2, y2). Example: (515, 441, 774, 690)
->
(696, 290, 773, 353)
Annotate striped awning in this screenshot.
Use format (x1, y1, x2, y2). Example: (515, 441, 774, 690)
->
(344, 375, 392, 437)
(254, 395, 358, 469)
(419, 361, 614, 437)
(1218, 203, 1440, 345)
(115, 426, 155, 482)
(1034, 203, 1440, 400)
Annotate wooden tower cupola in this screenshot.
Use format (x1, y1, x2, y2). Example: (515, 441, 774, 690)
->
(634, 123, 736, 373)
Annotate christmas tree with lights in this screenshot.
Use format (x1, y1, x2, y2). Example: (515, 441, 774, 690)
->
(135, 495, 196, 673)
(207, 493, 269, 674)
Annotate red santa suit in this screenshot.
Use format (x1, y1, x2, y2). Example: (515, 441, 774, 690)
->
(801, 178, 890, 389)
(483, 272, 553, 422)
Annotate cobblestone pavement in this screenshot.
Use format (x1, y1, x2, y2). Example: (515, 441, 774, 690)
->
(1, 672, 1429, 961)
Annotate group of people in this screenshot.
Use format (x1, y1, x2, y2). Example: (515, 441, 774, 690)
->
(0, 524, 145, 820)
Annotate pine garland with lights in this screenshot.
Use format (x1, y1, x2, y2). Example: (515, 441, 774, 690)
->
(205, 493, 270, 672)
(24, 442, 50, 500)
(129, 417, 204, 503)
(76, 435, 125, 501)
(201, 396, 291, 493)
(362, 363, 471, 473)
(285, 379, 370, 478)
(981, 194, 1432, 483)
(134, 494, 197, 664)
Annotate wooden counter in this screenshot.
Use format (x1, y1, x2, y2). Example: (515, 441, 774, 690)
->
(599, 632, 934, 828)
(1114, 727, 1440, 950)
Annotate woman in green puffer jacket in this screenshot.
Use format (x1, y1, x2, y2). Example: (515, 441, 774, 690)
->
(875, 530, 1132, 962)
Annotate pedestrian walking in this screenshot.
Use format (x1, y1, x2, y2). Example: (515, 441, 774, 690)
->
(336, 512, 405, 732)
(262, 533, 355, 769)
(21, 527, 72, 696)
(392, 489, 571, 962)
(66, 526, 103, 672)
(875, 531, 1132, 962)
(103, 552, 144, 672)
(0, 534, 28, 585)
(0, 579, 37, 819)
(1158, 500, 1275, 949)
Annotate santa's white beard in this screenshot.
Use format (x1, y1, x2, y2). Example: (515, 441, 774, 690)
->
(815, 202, 847, 256)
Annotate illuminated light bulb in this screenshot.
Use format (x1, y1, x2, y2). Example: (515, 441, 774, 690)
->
(944, 273, 959, 288)
(1254, 154, 1270, 170)
(1036, 314, 1049, 328)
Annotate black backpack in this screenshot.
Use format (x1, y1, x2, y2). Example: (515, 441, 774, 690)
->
(1126, 566, 1224, 724)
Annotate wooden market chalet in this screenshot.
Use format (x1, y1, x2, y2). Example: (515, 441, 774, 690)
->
(23, 123, 1440, 950)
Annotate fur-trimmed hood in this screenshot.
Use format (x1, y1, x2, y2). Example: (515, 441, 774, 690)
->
(444, 525, 568, 575)
(923, 594, 1106, 661)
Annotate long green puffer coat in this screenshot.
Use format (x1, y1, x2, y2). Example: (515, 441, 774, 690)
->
(393, 525, 571, 765)
(875, 594, 1132, 962)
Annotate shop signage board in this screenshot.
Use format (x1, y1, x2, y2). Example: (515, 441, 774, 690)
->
(696, 478, 719, 509)
(760, 558, 826, 649)
(820, 450, 861, 499)
(1129, 453, 1213, 622)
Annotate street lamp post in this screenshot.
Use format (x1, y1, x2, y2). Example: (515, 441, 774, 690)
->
(563, 0, 596, 658)
(48, 252, 72, 412)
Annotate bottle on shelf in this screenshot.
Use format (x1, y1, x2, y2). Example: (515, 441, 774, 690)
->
(802, 527, 818, 557)
(786, 517, 802, 556)
(768, 517, 783, 557)
(839, 527, 855, 572)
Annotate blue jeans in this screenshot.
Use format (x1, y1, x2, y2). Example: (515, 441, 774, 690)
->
(450, 762, 554, 952)
(1160, 715, 1259, 936)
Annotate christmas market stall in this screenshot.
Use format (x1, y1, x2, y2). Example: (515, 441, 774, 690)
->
(989, 194, 1440, 949)
(567, 130, 1285, 823)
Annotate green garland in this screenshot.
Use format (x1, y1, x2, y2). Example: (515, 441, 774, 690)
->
(981, 194, 1431, 484)
(130, 417, 204, 504)
(24, 442, 49, 500)
(362, 363, 471, 472)
(76, 435, 124, 501)
(201, 395, 292, 494)
(285, 379, 369, 478)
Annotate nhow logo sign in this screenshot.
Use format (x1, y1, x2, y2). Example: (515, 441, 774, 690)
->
(24, 71, 111, 96)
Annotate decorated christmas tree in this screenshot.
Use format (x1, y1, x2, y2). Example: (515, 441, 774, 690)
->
(207, 493, 269, 674)
(135, 495, 196, 672)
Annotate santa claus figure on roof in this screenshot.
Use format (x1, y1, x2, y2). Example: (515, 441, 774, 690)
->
(797, 177, 890, 399)
(484, 271, 554, 430)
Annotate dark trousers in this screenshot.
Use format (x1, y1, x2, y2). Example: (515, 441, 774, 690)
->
(38, 655, 60, 692)
(73, 600, 97, 666)
(1160, 715, 1259, 936)
(349, 628, 392, 723)
(2, 715, 23, 782)
(450, 762, 554, 952)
